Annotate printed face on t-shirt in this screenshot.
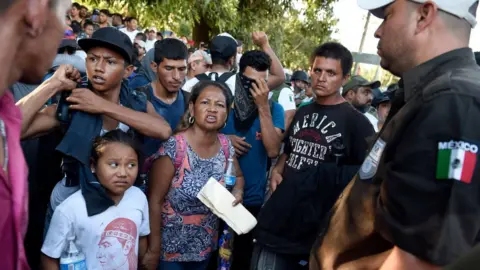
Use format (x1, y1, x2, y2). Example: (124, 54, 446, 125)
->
(96, 218, 137, 270)
(93, 142, 138, 197)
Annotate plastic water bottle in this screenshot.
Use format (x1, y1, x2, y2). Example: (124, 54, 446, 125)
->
(218, 158, 237, 269)
(60, 236, 87, 270)
(224, 158, 236, 191)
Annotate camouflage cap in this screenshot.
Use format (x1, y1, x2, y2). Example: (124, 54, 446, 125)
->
(342, 75, 381, 96)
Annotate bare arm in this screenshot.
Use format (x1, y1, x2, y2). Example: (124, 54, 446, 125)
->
(21, 105, 59, 140)
(67, 89, 172, 140)
(258, 105, 282, 158)
(16, 80, 60, 135)
(284, 110, 295, 136)
(41, 254, 59, 270)
(379, 247, 440, 270)
(143, 156, 174, 268)
(16, 65, 80, 137)
(232, 156, 245, 205)
(272, 153, 288, 176)
(251, 78, 283, 158)
(252, 32, 285, 90)
(270, 153, 288, 193)
(138, 236, 148, 263)
(101, 101, 171, 140)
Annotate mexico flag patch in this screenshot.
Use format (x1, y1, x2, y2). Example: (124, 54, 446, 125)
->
(436, 141, 478, 184)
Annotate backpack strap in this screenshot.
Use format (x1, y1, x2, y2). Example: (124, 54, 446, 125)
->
(217, 72, 236, 83)
(135, 84, 152, 101)
(218, 133, 230, 164)
(174, 133, 188, 170)
(195, 73, 211, 81)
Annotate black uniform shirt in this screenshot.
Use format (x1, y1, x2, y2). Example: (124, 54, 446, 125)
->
(314, 48, 480, 268)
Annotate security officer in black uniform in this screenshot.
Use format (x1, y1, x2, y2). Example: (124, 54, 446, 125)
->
(310, 0, 480, 269)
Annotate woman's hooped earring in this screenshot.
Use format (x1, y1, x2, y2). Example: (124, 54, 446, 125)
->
(223, 122, 227, 129)
(188, 116, 195, 124)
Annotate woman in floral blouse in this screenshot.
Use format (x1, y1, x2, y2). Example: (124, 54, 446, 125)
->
(143, 81, 244, 270)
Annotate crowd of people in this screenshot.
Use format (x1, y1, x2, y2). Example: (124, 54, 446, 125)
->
(3, 0, 480, 269)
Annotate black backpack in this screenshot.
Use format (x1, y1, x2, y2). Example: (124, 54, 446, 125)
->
(195, 72, 237, 103)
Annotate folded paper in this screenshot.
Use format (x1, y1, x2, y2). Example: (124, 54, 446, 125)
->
(197, 177, 257, 235)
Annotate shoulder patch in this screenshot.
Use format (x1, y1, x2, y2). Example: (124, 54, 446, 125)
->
(359, 138, 386, 181)
(436, 140, 477, 184)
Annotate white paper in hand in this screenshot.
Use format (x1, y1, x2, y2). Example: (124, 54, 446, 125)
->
(197, 177, 257, 235)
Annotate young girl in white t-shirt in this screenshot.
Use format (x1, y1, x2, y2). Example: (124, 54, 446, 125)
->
(41, 130, 150, 270)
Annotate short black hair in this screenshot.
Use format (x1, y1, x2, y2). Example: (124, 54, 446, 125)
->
(135, 32, 147, 42)
(99, 9, 110, 16)
(310, 42, 353, 77)
(154, 38, 188, 64)
(125, 17, 137, 23)
(112, 13, 122, 19)
(157, 32, 163, 38)
(239, 50, 271, 73)
(83, 20, 94, 29)
(188, 47, 196, 54)
(71, 2, 81, 9)
(80, 5, 88, 10)
(71, 21, 82, 34)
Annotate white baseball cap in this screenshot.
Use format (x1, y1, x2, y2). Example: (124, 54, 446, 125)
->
(358, 0, 478, 28)
(188, 50, 212, 65)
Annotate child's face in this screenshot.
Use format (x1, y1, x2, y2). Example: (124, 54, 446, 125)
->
(93, 142, 138, 196)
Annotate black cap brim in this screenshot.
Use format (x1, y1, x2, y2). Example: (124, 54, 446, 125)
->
(373, 96, 391, 108)
(59, 39, 80, 50)
(78, 38, 132, 64)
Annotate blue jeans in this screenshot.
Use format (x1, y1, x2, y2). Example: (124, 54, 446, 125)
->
(158, 259, 210, 270)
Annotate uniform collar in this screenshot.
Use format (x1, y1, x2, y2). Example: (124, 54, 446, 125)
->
(402, 48, 475, 101)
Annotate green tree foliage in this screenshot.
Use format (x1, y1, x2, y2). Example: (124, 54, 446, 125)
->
(77, 0, 338, 70)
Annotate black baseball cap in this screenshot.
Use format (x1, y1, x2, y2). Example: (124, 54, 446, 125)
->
(78, 27, 134, 64)
(210, 36, 237, 61)
(372, 88, 390, 107)
(58, 39, 79, 50)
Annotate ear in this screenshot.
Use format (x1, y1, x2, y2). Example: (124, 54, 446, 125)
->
(123, 64, 135, 79)
(90, 162, 95, 173)
(228, 55, 236, 67)
(123, 240, 133, 255)
(150, 61, 158, 73)
(415, 2, 438, 34)
(341, 74, 350, 86)
(25, 0, 50, 38)
(188, 102, 194, 118)
(345, 90, 355, 101)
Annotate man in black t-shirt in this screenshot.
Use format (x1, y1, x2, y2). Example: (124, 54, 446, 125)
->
(251, 42, 374, 270)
